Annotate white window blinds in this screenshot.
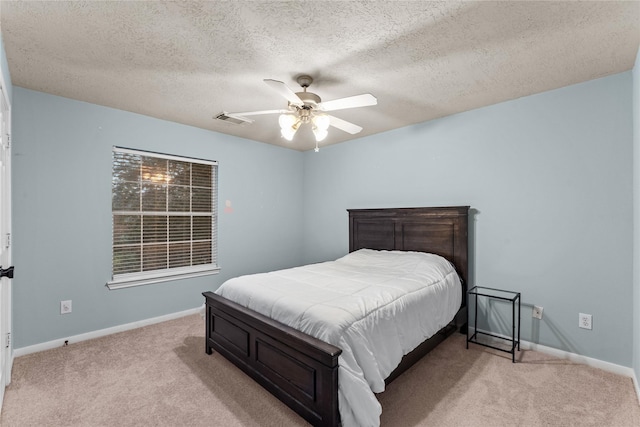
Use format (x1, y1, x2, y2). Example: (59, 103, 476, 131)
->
(108, 147, 219, 289)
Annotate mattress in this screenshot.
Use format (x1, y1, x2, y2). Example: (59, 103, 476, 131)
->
(215, 249, 462, 427)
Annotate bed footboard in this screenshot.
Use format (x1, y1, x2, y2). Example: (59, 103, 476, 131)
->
(203, 291, 342, 427)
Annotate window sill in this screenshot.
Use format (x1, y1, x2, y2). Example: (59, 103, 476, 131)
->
(106, 266, 220, 290)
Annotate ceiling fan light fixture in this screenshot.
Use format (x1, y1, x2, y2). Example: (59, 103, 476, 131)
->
(279, 113, 301, 141)
(224, 76, 375, 148)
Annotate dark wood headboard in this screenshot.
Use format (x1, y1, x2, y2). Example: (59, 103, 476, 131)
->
(348, 206, 469, 305)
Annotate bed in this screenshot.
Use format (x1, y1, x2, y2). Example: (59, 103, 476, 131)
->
(203, 206, 469, 426)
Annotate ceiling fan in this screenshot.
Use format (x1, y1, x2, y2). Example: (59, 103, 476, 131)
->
(217, 75, 377, 151)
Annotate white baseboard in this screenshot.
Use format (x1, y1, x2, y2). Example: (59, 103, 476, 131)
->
(471, 328, 637, 379)
(13, 305, 204, 358)
(519, 340, 635, 378)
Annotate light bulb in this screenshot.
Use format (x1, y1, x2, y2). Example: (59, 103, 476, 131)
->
(312, 114, 330, 130)
(312, 126, 328, 142)
(279, 114, 297, 129)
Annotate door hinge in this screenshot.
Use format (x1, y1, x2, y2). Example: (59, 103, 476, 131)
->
(5, 232, 10, 249)
(5, 332, 10, 348)
(0, 266, 13, 279)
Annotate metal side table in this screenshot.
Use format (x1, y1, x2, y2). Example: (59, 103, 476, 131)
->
(466, 286, 521, 363)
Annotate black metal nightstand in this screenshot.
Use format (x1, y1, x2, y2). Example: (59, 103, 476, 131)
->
(466, 286, 521, 363)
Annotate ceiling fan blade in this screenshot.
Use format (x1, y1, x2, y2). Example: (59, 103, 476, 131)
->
(264, 79, 303, 106)
(328, 115, 363, 134)
(228, 109, 289, 117)
(319, 94, 377, 112)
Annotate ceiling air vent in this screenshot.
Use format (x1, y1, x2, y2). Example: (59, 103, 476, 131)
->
(214, 112, 253, 125)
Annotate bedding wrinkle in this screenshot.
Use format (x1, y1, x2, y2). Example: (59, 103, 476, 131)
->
(215, 249, 462, 427)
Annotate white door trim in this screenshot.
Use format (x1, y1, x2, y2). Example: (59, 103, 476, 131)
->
(0, 65, 12, 413)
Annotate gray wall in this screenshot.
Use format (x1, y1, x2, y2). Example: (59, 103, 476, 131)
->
(633, 47, 640, 382)
(302, 72, 634, 367)
(12, 88, 304, 348)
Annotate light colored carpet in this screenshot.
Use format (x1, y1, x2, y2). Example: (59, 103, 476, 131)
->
(1, 314, 638, 426)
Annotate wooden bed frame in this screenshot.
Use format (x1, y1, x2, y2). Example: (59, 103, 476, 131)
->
(203, 206, 469, 426)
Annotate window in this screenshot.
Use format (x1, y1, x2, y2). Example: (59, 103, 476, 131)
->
(107, 147, 219, 289)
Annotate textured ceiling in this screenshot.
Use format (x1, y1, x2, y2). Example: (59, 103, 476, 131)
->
(1, 1, 639, 152)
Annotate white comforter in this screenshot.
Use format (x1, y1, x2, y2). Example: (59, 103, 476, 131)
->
(215, 249, 462, 427)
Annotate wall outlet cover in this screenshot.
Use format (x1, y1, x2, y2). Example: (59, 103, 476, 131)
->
(532, 305, 544, 320)
(579, 313, 592, 330)
(60, 300, 72, 314)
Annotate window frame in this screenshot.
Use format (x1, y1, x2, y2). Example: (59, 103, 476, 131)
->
(107, 147, 219, 290)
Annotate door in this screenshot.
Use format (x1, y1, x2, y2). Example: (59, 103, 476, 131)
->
(0, 85, 12, 409)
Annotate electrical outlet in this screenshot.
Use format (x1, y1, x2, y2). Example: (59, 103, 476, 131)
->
(532, 305, 544, 320)
(60, 300, 72, 314)
(579, 313, 592, 330)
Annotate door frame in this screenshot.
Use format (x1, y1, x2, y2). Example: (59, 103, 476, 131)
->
(0, 64, 12, 411)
